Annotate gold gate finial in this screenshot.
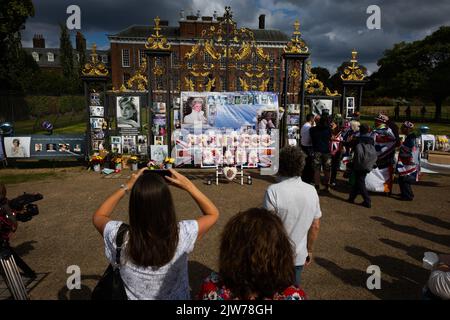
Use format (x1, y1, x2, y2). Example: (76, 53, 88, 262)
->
(284, 20, 309, 54)
(82, 42, 109, 76)
(145, 16, 171, 50)
(341, 49, 366, 81)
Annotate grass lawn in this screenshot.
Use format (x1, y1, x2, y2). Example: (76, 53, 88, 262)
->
(360, 117, 450, 135)
(14, 113, 87, 135)
(0, 172, 61, 184)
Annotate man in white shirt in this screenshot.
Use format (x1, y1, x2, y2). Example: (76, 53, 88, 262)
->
(263, 146, 321, 286)
(300, 114, 315, 184)
(425, 254, 450, 300)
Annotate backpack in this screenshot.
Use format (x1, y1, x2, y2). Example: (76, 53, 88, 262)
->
(353, 142, 377, 172)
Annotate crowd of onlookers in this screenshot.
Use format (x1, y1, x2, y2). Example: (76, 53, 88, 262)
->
(89, 111, 448, 300)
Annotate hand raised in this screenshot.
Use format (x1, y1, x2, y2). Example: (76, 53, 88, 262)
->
(164, 169, 195, 192)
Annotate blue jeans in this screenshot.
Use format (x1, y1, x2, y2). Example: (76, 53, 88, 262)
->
(295, 265, 304, 286)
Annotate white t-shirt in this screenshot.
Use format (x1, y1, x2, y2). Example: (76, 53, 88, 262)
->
(263, 177, 322, 266)
(103, 219, 198, 300)
(300, 122, 312, 147)
(428, 270, 450, 300)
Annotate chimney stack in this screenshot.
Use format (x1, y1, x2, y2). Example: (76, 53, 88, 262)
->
(259, 14, 266, 29)
(33, 34, 45, 48)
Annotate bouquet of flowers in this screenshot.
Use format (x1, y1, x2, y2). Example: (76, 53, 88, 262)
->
(164, 157, 175, 169)
(90, 155, 104, 165)
(112, 155, 122, 165)
(127, 155, 139, 164)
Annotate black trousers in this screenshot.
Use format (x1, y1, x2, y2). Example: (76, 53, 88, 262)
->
(301, 145, 314, 184)
(349, 170, 371, 205)
(398, 175, 414, 200)
(330, 152, 341, 184)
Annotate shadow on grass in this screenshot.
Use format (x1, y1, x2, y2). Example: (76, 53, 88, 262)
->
(371, 216, 450, 247)
(315, 246, 427, 299)
(395, 211, 450, 230)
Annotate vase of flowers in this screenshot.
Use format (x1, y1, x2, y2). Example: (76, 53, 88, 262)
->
(128, 156, 139, 171)
(164, 157, 175, 169)
(112, 155, 122, 172)
(90, 155, 104, 172)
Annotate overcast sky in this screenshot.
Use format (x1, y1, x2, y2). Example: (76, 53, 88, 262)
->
(21, 0, 450, 74)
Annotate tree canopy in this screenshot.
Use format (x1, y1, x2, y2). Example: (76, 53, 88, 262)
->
(371, 26, 450, 119)
(0, 0, 36, 91)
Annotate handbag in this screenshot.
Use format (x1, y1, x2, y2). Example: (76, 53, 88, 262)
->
(91, 223, 129, 300)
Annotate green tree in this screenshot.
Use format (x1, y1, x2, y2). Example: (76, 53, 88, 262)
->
(59, 24, 74, 78)
(329, 62, 368, 92)
(311, 66, 331, 88)
(0, 0, 35, 91)
(372, 26, 450, 120)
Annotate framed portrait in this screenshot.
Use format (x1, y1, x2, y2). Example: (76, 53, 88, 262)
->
(154, 136, 164, 146)
(345, 97, 355, 118)
(181, 95, 208, 125)
(58, 144, 70, 152)
(110, 136, 121, 145)
(46, 143, 57, 152)
(288, 115, 300, 125)
(122, 135, 136, 154)
(90, 118, 103, 130)
(4, 137, 31, 158)
(111, 143, 122, 154)
(117, 96, 140, 128)
(257, 110, 277, 134)
(34, 143, 43, 152)
(90, 106, 104, 117)
(90, 93, 101, 106)
(137, 135, 148, 154)
(311, 99, 333, 116)
(74, 144, 82, 153)
(150, 145, 168, 163)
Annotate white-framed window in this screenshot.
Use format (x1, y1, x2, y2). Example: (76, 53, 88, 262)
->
(139, 50, 146, 66)
(122, 49, 130, 67)
(32, 52, 39, 62)
(47, 52, 54, 62)
(101, 55, 108, 63)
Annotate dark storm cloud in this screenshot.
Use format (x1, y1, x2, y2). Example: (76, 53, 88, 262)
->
(22, 0, 450, 73)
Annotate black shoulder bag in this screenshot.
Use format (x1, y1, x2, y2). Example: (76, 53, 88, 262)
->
(91, 223, 129, 300)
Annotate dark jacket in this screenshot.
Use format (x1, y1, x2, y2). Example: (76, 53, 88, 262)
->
(353, 134, 377, 172)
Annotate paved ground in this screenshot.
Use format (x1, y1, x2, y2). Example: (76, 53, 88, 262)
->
(1, 167, 449, 300)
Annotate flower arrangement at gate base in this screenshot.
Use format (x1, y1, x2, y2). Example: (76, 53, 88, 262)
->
(127, 156, 140, 171)
(127, 156, 139, 164)
(112, 155, 123, 172)
(89, 155, 104, 172)
(90, 155, 104, 165)
(164, 157, 175, 169)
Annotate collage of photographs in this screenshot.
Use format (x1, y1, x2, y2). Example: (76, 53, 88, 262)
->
(90, 92, 106, 151)
(179, 92, 279, 132)
(110, 135, 148, 155)
(3, 136, 83, 158)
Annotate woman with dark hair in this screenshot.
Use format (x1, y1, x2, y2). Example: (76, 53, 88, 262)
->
(198, 208, 306, 300)
(93, 168, 219, 300)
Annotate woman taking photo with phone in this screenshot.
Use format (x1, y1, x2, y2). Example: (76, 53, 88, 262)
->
(92, 168, 219, 300)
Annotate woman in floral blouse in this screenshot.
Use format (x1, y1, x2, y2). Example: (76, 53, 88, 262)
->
(198, 208, 306, 300)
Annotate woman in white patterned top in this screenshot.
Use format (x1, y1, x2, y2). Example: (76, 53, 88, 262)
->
(92, 168, 219, 300)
